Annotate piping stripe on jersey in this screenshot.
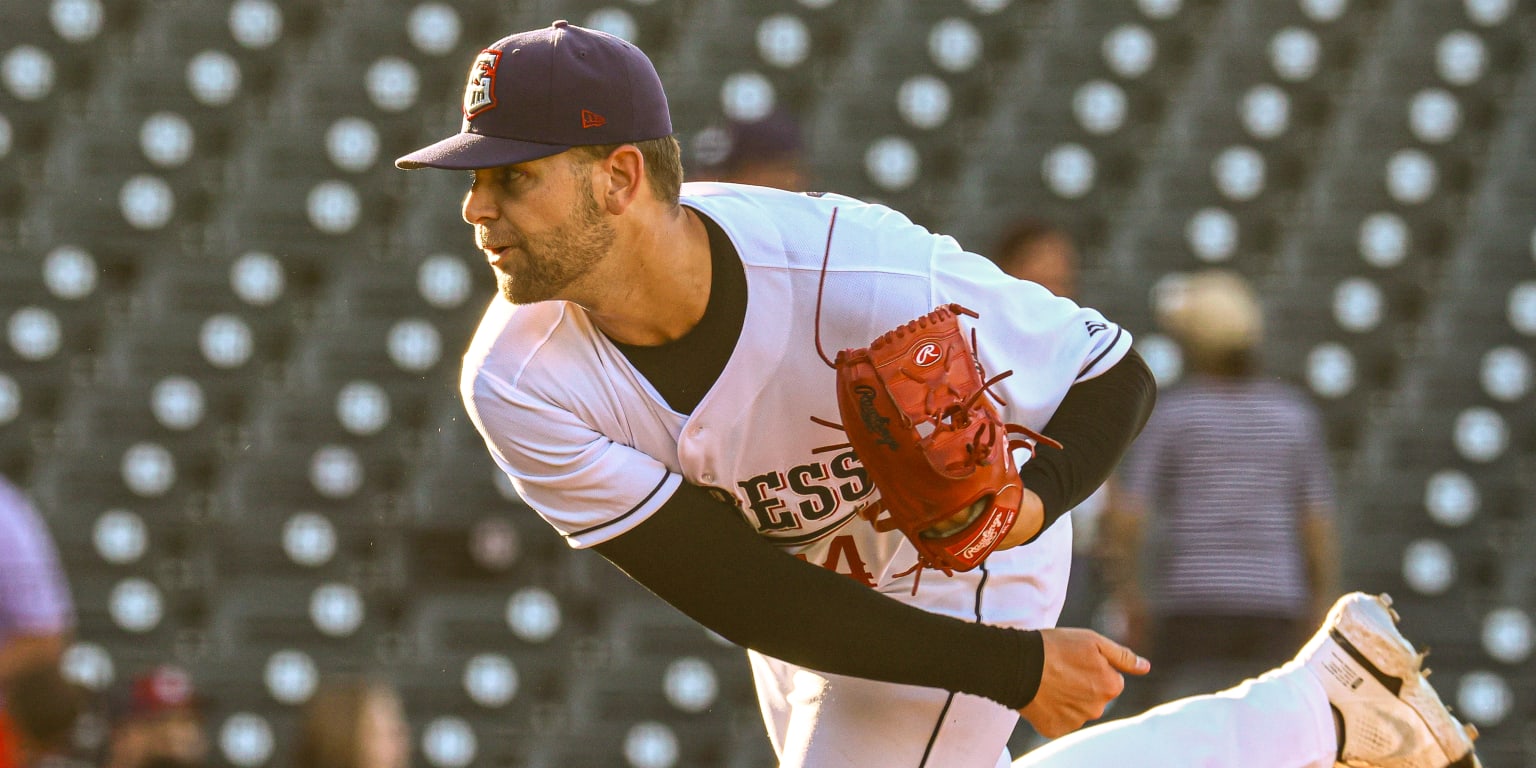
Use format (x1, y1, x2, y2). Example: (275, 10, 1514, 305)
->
(917, 693, 957, 768)
(1077, 325, 1124, 379)
(568, 471, 672, 538)
(973, 560, 991, 621)
(917, 561, 994, 767)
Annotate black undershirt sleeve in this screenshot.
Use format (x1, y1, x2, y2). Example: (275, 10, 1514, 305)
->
(592, 214, 1165, 709)
(1018, 348, 1158, 540)
(593, 483, 1046, 709)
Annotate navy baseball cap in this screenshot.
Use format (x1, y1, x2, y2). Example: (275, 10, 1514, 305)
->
(396, 20, 673, 170)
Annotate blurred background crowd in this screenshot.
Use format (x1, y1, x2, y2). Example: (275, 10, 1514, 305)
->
(1, 0, 1534, 766)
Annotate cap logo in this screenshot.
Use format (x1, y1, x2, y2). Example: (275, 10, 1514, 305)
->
(581, 109, 606, 129)
(463, 49, 501, 119)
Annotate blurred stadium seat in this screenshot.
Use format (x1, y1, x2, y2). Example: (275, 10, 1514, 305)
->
(3, 0, 1535, 764)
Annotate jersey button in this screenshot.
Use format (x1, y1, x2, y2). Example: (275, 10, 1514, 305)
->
(701, 473, 715, 483)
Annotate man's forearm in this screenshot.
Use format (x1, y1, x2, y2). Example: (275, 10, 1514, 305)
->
(596, 483, 1047, 708)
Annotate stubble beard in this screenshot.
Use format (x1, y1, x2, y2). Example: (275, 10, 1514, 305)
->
(497, 186, 616, 305)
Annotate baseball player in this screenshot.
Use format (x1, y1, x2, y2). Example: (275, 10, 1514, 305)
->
(396, 21, 1480, 768)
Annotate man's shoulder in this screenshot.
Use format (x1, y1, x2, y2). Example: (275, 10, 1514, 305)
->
(681, 183, 938, 273)
(681, 181, 856, 207)
(461, 297, 579, 390)
(679, 182, 898, 235)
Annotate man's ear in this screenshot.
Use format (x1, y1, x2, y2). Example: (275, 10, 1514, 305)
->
(597, 144, 646, 214)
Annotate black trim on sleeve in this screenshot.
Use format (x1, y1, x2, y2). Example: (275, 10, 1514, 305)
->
(568, 471, 672, 538)
(1020, 348, 1157, 541)
(592, 482, 1046, 709)
(1077, 325, 1124, 378)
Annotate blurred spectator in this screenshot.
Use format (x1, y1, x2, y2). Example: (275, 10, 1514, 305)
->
(992, 220, 1112, 630)
(104, 666, 207, 768)
(688, 110, 808, 191)
(0, 475, 74, 687)
(994, 220, 1113, 754)
(992, 218, 1079, 299)
(1, 662, 92, 768)
(1099, 270, 1339, 703)
(0, 474, 75, 768)
(293, 678, 409, 768)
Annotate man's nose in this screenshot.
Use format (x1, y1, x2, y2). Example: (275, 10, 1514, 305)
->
(462, 184, 497, 225)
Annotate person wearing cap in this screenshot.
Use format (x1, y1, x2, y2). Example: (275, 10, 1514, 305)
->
(1099, 270, 1340, 703)
(395, 21, 1479, 768)
(103, 666, 207, 768)
(689, 109, 810, 191)
(988, 218, 1122, 680)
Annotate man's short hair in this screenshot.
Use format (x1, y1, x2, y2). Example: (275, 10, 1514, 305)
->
(574, 136, 684, 207)
(994, 218, 1070, 266)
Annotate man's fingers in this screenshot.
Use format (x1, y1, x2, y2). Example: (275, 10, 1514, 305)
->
(1099, 639, 1151, 675)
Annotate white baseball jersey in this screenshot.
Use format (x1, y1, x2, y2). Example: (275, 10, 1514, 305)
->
(462, 182, 1130, 615)
(461, 183, 1132, 765)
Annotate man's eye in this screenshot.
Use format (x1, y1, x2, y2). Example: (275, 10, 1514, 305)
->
(468, 168, 523, 191)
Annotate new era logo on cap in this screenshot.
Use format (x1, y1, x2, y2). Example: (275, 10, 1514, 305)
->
(463, 49, 500, 118)
(581, 109, 606, 128)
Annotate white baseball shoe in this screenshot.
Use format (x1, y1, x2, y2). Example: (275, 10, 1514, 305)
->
(1295, 592, 1481, 768)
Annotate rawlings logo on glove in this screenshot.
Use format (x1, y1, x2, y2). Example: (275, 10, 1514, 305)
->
(810, 208, 1060, 586)
(813, 304, 1061, 581)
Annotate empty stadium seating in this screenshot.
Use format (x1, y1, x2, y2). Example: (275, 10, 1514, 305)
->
(4, 0, 1535, 765)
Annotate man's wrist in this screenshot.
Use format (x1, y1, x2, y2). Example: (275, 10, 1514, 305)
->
(1001, 488, 1046, 549)
(1013, 628, 1045, 708)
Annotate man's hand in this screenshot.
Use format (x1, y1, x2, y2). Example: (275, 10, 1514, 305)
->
(1019, 627, 1151, 738)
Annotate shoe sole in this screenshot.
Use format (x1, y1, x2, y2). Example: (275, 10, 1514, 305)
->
(1328, 593, 1482, 768)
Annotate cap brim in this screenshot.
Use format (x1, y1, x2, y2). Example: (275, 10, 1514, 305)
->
(395, 132, 570, 170)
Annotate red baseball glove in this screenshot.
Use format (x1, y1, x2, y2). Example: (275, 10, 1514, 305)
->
(814, 304, 1061, 582)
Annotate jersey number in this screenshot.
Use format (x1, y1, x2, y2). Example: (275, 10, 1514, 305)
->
(795, 534, 876, 588)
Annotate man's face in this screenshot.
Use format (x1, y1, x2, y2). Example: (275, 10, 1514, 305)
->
(461, 151, 616, 305)
(1002, 233, 1078, 299)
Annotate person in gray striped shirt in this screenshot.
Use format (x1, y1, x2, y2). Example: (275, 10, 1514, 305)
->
(1102, 270, 1339, 704)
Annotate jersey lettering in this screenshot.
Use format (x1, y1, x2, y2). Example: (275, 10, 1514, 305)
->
(829, 450, 872, 502)
(736, 451, 872, 533)
(795, 534, 876, 587)
(738, 471, 797, 531)
(787, 463, 837, 520)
